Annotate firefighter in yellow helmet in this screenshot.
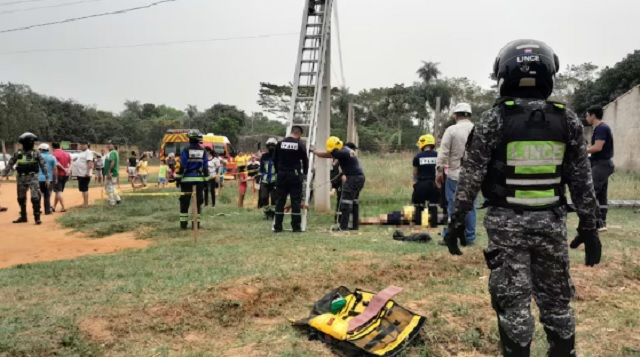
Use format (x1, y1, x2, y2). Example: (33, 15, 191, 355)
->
(315, 136, 365, 231)
(412, 134, 440, 227)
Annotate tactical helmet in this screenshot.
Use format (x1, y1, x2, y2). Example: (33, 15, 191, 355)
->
(326, 136, 343, 152)
(266, 138, 278, 147)
(417, 134, 435, 149)
(187, 129, 203, 143)
(18, 132, 38, 145)
(493, 39, 559, 99)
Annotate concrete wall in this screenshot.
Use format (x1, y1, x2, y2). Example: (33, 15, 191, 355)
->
(602, 85, 640, 171)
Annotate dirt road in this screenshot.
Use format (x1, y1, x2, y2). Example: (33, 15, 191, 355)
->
(0, 173, 150, 269)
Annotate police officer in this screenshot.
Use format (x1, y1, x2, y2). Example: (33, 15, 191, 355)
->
(258, 138, 278, 219)
(273, 125, 308, 232)
(175, 129, 208, 230)
(444, 39, 601, 356)
(0, 132, 48, 225)
(412, 134, 439, 227)
(315, 137, 365, 231)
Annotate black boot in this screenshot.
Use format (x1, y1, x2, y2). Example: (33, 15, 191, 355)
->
(499, 324, 531, 357)
(180, 221, 188, 230)
(13, 215, 27, 224)
(34, 214, 42, 225)
(545, 328, 576, 357)
(350, 202, 360, 230)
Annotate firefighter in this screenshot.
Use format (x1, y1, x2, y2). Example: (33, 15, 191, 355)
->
(315, 137, 365, 231)
(445, 39, 601, 356)
(0, 132, 48, 225)
(412, 134, 439, 227)
(258, 138, 278, 219)
(175, 129, 208, 230)
(273, 125, 309, 233)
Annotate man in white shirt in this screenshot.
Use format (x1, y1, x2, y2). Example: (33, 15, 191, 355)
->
(436, 103, 477, 245)
(75, 141, 94, 208)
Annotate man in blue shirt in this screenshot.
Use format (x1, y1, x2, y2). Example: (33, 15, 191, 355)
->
(37, 143, 58, 215)
(586, 105, 615, 231)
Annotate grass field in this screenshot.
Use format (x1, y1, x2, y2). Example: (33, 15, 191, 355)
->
(1, 153, 640, 357)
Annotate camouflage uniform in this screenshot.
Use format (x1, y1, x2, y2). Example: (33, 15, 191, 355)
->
(1, 149, 48, 221)
(454, 98, 599, 347)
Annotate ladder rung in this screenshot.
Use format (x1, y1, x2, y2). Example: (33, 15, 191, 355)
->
(309, 12, 325, 16)
(292, 123, 310, 127)
(298, 85, 314, 88)
(305, 35, 322, 40)
(301, 59, 319, 63)
(306, 23, 322, 28)
(299, 71, 317, 76)
(303, 47, 320, 51)
(295, 110, 311, 114)
(297, 97, 314, 101)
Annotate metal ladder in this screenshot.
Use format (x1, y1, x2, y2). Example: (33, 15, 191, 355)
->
(285, 0, 333, 231)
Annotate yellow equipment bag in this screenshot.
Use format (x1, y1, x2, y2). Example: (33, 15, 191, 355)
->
(293, 286, 426, 357)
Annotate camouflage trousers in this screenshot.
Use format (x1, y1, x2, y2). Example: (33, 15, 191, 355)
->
(484, 206, 575, 346)
(16, 174, 42, 216)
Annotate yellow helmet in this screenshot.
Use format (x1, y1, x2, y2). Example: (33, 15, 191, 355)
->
(417, 134, 435, 148)
(326, 136, 344, 152)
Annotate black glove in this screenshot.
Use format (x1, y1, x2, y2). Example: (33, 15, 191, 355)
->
(570, 228, 602, 267)
(444, 212, 467, 256)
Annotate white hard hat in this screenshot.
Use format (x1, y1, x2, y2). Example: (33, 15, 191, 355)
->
(453, 102, 472, 114)
(38, 143, 50, 151)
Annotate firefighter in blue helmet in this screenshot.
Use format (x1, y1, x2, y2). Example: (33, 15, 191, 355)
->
(175, 129, 208, 230)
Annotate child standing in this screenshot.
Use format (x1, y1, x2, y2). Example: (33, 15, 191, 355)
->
(136, 154, 149, 188)
(158, 160, 168, 188)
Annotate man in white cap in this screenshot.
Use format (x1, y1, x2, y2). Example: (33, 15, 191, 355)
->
(436, 103, 477, 245)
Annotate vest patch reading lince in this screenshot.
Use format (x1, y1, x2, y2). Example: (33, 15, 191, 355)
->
(281, 142, 299, 150)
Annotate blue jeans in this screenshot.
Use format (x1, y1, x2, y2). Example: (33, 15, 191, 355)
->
(442, 177, 477, 243)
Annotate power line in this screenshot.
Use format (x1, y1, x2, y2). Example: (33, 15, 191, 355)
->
(0, 32, 299, 55)
(0, 0, 57, 7)
(0, 0, 177, 34)
(333, 0, 347, 88)
(0, 0, 106, 15)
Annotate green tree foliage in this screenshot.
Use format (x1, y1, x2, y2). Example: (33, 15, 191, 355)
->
(571, 50, 640, 115)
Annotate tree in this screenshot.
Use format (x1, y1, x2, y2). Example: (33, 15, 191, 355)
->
(200, 104, 247, 144)
(257, 82, 292, 120)
(416, 61, 441, 84)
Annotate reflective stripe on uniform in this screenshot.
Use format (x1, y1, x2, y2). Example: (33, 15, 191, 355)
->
(341, 199, 353, 204)
(181, 177, 206, 182)
(180, 214, 188, 222)
(507, 159, 563, 166)
(507, 196, 560, 205)
(505, 177, 562, 186)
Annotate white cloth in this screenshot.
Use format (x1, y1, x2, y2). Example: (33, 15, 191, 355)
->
(73, 149, 94, 177)
(436, 119, 474, 181)
(209, 157, 221, 178)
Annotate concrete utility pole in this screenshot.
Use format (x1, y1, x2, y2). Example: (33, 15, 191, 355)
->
(315, 31, 331, 212)
(346, 103, 359, 148)
(434, 96, 442, 138)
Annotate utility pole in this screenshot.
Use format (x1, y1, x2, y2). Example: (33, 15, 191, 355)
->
(434, 96, 441, 138)
(346, 103, 359, 147)
(315, 30, 331, 212)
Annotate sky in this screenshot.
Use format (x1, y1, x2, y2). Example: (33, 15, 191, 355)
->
(0, 0, 638, 115)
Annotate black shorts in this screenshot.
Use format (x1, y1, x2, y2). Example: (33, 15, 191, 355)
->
(54, 176, 69, 192)
(78, 177, 91, 192)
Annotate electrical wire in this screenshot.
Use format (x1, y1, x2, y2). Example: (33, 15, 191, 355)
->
(0, 0, 106, 15)
(333, 0, 347, 88)
(0, 32, 299, 55)
(0, 0, 58, 7)
(0, 0, 177, 34)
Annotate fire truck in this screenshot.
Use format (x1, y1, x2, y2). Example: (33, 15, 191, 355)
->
(160, 129, 237, 176)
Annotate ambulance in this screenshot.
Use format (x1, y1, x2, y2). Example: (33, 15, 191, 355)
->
(160, 129, 237, 175)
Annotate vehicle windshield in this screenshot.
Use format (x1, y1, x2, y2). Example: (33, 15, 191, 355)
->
(164, 143, 191, 157)
(213, 143, 226, 156)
